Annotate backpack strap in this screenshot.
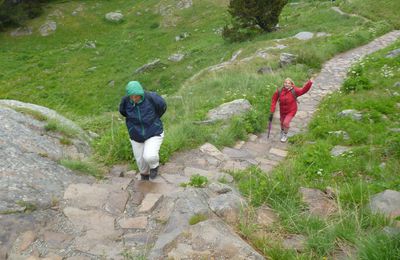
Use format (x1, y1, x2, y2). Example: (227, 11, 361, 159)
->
(277, 87, 299, 103)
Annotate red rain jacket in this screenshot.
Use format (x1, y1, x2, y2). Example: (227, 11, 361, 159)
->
(270, 80, 313, 114)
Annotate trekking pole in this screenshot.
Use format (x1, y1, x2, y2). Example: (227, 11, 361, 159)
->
(267, 113, 273, 139)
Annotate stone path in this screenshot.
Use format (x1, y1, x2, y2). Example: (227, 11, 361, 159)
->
(6, 30, 400, 260)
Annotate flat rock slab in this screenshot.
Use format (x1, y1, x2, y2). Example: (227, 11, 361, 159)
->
(63, 207, 115, 236)
(199, 143, 226, 161)
(165, 219, 265, 259)
(300, 187, 337, 217)
(63, 183, 109, 208)
(256, 206, 278, 228)
(104, 190, 129, 215)
(330, 145, 351, 157)
(222, 147, 254, 160)
(109, 177, 132, 190)
(208, 193, 247, 224)
(138, 193, 163, 213)
(283, 234, 306, 252)
(369, 189, 400, 218)
(269, 148, 288, 157)
(118, 216, 148, 229)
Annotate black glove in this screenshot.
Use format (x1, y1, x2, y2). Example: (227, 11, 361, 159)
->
(268, 113, 273, 122)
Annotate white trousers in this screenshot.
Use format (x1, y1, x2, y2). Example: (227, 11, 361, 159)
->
(130, 132, 164, 174)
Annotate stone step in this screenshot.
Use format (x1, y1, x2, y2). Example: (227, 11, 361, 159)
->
(138, 193, 163, 213)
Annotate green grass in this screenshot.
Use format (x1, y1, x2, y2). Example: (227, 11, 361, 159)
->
(12, 107, 48, 121)
(189, 213, 208, 225)
(180, 174, 208, 188)
(233, 40, 400, 258)
(60, 159, 104, 178)
(44, 118, 80, 138)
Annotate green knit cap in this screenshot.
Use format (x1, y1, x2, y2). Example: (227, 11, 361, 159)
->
(126, 81, 144, 96)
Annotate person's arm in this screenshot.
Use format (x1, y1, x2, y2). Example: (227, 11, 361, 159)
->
(119, 96, 128, 117)
(149, 93, 167, 117)
(295, 79, 313, 96)
(270, 89, 279, 113)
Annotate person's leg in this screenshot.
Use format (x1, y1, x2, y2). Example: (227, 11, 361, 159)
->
(130, 139, 150, 179)
(143, 132, 164, 179)
(280, 111, 286, 139)
(281, 112, 296, 142)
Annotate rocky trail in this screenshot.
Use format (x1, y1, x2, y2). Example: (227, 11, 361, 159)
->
(2, 30, 400, 260)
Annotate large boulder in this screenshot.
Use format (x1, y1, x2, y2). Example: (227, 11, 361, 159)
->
(105, 12, 124, 22)
(338, 109, 362, 121)
(369, 190, 400, 218)
(0, 102, 92, 214)
(207, 99, 252, 122)
(39, 20, 57, 36)
(10, 27, 32, 37)
(279, 53, 297, 67)
(134, 59, 162, 74)
(208, 192, 247, 224)
(177, 0, 193, 9)
(293, 32, 314, 40)
(386, 48, 400, 58)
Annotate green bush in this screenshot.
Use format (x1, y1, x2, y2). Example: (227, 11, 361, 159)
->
(0, 0, 48, 30)
(223, 0, 288, 42)
(181, 174, 208, 188)
(342, 64, 371, 93)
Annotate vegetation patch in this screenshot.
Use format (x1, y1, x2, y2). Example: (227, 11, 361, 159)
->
(60, 159, 104, 179)
(180, 174, 208, 188)
(189, 213, 208, 225)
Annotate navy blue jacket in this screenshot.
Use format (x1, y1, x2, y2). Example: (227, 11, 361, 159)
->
(119, 92, 166, 143)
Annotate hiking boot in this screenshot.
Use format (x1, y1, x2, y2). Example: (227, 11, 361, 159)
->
(149, 166, 159, 179)
(280, 130, 284, 139)
(280, 132, 288, 143)
(140, 174, 150, 181)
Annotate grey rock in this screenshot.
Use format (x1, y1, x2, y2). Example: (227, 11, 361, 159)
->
(316, 32, 331, 37)
(383, 226, 400, 236)
(208, 182, 232, 194)
(208, 193, 247, 224)
(222, 147, 253, 160)
(299, 187, 337, 217)
(394, 82, 400, 87)
(165, 219, 265, 260)
(149, 189, 211, 259)
(175, 32, 190, 41)
(134, 59, 162, 74)
(39, 20, 57, 36)
(168, 53, 185, 62)
(0, 105, 92, 214)
(328, 130, 350, 140)
(255, 206, 278, 228)
(85, 41, 96, 49)
(257, 66, 273, 74)
(283, 234, 306, 252)
(105, 12, 123, 22)
(369, 190, 400, 218)
(338, 109, 362, 121)
(10, 27, 33, 37)
(177, 0, 193, 9)
(386, 48, 400, 58)
(330, 145, 351, 157)
(207, 99, 252, 122)
(107, 80, 115, 88)
(294, 31, 314, 40)
(280, 53, 297, 67)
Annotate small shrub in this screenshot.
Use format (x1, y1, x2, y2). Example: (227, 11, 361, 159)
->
(189, 213, 208, 225)
(182, 174, 208, 188)
(149, 22, 159, 29)
(59, 137, 72, 145)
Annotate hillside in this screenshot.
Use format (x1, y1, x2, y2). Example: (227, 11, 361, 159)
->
(1, 0, 400, 259)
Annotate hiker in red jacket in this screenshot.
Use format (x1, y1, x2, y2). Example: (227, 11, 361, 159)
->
(269, 77, 314, 142)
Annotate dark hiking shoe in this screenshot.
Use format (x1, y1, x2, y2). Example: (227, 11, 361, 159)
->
(140, 174, 150, 181)
(149, 166, 159, 179)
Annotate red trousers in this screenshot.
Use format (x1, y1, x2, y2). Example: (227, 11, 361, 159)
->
(280, 111, 296, 129)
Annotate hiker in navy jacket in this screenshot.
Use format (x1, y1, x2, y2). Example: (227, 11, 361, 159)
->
(119, 81, 167, 180)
